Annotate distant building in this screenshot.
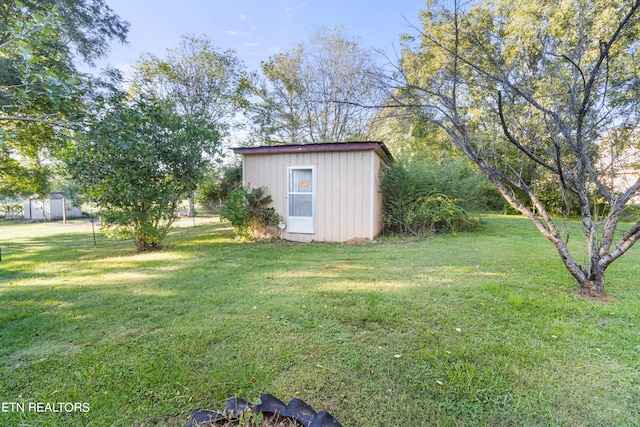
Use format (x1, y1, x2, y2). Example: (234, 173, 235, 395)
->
(23, 193, 83, 221)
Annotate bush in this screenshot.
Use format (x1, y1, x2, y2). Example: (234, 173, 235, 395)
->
(196, 163, 242, 213)
(381, 156, 482, 235)
(220, 187, 281, 240)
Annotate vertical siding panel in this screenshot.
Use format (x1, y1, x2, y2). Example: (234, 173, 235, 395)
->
(347, 151, 357, 241)
(373, 154, 383, 237)
(337, 152, 345, 241)
(336, 153, 348, 241)
(370, 152, 377, 237)
(315, 152, 323, 241)
(358, 152, 366, 238)
(281, 154, 287, 217)
(330, 151, 339, 242)
(369, 151, 377, 238)
(354, 151, 366, 238)
(348, 151, 355, 241)
(274, 154, 284, 217)
(310, 152, 320, 240)
(358, 151, 370, 241)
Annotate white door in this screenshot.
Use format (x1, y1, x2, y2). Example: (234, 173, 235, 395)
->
(287, 167, 315, 234)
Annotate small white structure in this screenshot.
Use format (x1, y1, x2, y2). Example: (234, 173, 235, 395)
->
(23, 193, 83, 221)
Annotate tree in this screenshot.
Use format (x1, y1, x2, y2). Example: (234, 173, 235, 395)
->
(248, 27, 383, 144)
(196, 162, 242, 212)
(131, 35, 246, 215)
(396, 0, 640, 296)
(132, 35, 246, 127)
(0, 0, 128, 197)
(65, 97, 221, 251)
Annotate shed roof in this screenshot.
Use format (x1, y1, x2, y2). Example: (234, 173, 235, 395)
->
(232, 142, 393, 163)
(24, 192, 72, 200)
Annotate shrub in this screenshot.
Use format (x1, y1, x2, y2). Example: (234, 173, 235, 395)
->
(220, 187, 281, 240)
(381, 156, 481, 235)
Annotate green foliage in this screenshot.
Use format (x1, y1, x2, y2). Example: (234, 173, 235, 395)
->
(398, 0, 640, 294)
(247, 26, 381, 144)
(196, 163, 243, 211)
(131, 35, 246, 133)
(221, 187, 281, 240)
(0, 0, 128, 197)
(65, 97, 221, 251)
(237, 407, 264, 426)
(381, 156, 486, 235)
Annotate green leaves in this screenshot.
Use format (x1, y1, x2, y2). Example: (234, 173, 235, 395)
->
(398, 0, 640, 293)
(247, 27, 382, 144)
(0, 0, 128, 198)
(381, 157, 483, 235)
(221, 187, 282, 240)
(131, 35, 246, 130)
(65, 97, 221, 251)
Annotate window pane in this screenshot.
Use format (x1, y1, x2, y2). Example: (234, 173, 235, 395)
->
(289, 194, 313, 217)
(289, 169, 313, 193)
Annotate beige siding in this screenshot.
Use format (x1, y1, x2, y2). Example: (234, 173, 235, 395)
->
(242, 149, 385, 242)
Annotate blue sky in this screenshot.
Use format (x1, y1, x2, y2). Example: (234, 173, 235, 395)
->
(99, 0, 426, 73)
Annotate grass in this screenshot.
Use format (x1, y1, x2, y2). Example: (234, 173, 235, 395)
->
(0, 215, 639, 426)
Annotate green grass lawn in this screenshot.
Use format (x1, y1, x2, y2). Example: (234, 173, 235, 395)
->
(1, 215, 639, 426)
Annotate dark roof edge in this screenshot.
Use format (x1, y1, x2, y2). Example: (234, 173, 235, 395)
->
(232, 142, 393, 163)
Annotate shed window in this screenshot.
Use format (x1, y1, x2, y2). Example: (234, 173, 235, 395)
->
(287, 167, 315, 234)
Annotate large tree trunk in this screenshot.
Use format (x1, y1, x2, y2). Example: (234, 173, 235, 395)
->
(580, 275, 606, 298)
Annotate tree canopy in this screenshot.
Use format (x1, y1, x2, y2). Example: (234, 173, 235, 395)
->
(247, 27, 383, 144)
(396, 0, 640, 296)
(64, 97, 221, 251)
(0, 0, 129, 198)
(131, 35, 246, 133)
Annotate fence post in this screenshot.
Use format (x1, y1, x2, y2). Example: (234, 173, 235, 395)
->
(91, 209, 97, 246)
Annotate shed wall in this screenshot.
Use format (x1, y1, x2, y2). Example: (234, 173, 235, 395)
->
(45, 198, 82, 220)
(22, 198, 83, 220)
(242, 149, 383, 242)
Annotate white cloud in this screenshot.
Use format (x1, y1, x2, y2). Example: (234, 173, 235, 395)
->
(240, 13, 247, 21)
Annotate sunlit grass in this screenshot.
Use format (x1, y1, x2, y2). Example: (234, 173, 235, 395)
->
(0, 215, 639, 426)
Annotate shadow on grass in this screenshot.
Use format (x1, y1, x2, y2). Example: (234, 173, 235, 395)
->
(1, 217, 639, 426)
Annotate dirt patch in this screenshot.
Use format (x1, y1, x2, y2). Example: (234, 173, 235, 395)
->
(344, 237, 370, 246)
(194, 413, 302, 426)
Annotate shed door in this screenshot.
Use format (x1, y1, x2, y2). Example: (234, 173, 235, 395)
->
(287, 167, 315, 234)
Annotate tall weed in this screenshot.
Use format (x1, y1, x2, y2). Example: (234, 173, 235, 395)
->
(381, 156, 484, 234)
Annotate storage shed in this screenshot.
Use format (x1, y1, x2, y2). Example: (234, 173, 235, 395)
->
(233, 142, 393, 242)
(23, 193, 83, 221)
